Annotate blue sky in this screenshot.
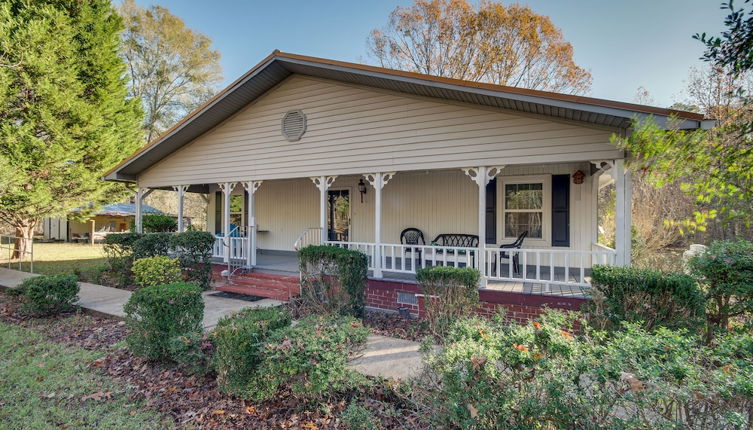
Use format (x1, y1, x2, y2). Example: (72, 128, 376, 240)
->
(132, 0, 727, 108)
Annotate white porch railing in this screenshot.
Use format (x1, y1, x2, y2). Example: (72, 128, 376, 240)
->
(294, 227, 323, 250)
(212, 234, 247, 260)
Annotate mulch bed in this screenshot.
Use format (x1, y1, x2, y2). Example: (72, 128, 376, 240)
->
(0, 292, 426, 429)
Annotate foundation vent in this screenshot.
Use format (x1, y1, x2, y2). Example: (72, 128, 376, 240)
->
(397, 291, 418, 305)
(281, 110, 306, 141)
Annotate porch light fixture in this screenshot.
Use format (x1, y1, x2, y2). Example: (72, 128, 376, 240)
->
(358, 178, 367, 203)
(572, 170, 585, 185)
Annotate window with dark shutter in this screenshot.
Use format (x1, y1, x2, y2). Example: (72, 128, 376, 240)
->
(214, 191, 222, 234)
(485, 178, 497, 244)
(551, 174, 570, 247)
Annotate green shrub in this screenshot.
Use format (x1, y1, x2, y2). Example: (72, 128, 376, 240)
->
(211, 306, 292, 396)
(103, 232, 143, 285)
(142, 214, 177, 233)
(246, 315, 369, 401)
(588, 264, 705, 332)
(132, 232, 172, 260)
(688, 240, 753, 338)
(416, 266, 480, 337)
(341, 401, 379, 430)
(18, 274, 79, 315)
(123, 282, 204, 361)
(416, 310, 753, 429)
(170, 231, 215, 289)
(299, 245, 367, 317)
(131, 255, 182, 288)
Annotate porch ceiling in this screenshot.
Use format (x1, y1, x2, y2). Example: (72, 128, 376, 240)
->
(105, 51, 712, 183)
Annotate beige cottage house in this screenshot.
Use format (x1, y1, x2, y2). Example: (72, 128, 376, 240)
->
(105, 51, 711, 296)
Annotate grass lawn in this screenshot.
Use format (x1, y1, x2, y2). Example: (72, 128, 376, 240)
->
(0, 242, 107, 277)
(0, 321, 170, 429)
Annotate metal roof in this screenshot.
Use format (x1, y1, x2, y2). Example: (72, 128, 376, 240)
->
(105, 51, 714, 182)
(71, 202, 162, 217)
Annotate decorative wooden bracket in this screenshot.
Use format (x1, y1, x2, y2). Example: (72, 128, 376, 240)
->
(363, 172, 396, 189)
(310, 176, 337, 192)
(242, 181, 263, 195)
(462, 166, 505, 187)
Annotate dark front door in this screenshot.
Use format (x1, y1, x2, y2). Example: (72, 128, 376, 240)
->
(327, 189, 350, 242)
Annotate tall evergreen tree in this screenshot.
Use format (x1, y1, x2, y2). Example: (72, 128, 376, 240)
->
(0, 0, 143, 256)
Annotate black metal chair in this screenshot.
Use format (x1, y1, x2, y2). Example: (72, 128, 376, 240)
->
(499, 231, 528, 275)
(400, 228, 426, 260)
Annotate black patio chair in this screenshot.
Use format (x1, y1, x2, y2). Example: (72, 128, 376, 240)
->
(499, 231, 528, 276)
(400, 228, 426, 260)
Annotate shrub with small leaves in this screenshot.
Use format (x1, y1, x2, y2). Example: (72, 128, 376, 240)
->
(124, 282, 204, 361)
(18, 274, 79, 316)
(299, 245, 367, 317)
(341, 401, 379, 430)
(416, 266, 480, 338)
(170, 231, 215, 289)
(211, 306, 292, 396)
(588, 265, 705, 332)
(131, 255, 182, 288)
(688, 240, 753, 339)
(246, 315, 369, 401)
(103, 232, 143, 285)
(142, 214, 177, 232)
(132, 232, 172, 260)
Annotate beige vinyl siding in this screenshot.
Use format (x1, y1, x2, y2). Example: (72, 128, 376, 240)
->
(207, 164, 596, 257)
(139, 75, 621, 187)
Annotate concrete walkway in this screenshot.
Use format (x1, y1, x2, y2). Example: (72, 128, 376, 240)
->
(0, 267, 425, 379)
(0, 267, 282, 330)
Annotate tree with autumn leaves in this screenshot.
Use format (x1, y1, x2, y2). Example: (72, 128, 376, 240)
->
(368, 0, 592, 94)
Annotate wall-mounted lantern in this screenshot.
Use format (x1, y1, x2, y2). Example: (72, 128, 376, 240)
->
(358, 178, 367, 203)
(572, 170, 585, 185)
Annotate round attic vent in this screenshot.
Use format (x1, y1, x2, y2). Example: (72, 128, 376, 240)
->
(281, 110, 307, 141)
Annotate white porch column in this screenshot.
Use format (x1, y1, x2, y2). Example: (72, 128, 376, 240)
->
(364, 172, 396, 278)
(219, 182, 236, 263)
(134, 187, 152, 233)
(613, 160, 632, 266)
(311, 176, 337, 244)
(242, 181, 262, 268)
(173, 185, 188, 232)
(463, 166, 504, 287)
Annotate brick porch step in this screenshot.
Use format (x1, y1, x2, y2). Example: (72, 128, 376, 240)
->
(214, 270, 301, 301)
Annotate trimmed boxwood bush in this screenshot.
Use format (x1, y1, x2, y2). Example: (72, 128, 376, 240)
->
(124, 282, 204, 361)
(589, 265, 705, 332)
(170, 231, 215, 289)
(416, 266, 481, 337)
(687, 240, 753, 338)
(246, 315, 369, 401)
(211, 306, 292, 396)
(131, 255, 182, 288)
(18, 274, 79, 315)
(132, 232, 172, 260)
(299, 245, 367, 317)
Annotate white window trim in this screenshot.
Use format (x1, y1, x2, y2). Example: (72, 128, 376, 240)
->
(497, 175, 551, 246)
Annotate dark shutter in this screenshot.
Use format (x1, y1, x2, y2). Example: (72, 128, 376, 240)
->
(485, 178, 497, 244)
(214, 191, 222, 234)
(551, 174, 570, 247)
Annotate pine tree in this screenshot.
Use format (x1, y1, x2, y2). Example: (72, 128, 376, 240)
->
(0, 0, 143, 257)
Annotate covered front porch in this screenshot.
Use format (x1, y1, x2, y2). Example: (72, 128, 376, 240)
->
(142, 160, 631, 299)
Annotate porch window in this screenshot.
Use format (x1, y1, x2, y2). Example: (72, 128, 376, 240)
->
(503, 182, 544, 239)
(229, 194, 244, 231)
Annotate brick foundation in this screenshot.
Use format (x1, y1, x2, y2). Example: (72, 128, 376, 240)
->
(366, 279, 587, 324)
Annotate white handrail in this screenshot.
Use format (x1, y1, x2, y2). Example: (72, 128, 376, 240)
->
(294, 227, 322, 250)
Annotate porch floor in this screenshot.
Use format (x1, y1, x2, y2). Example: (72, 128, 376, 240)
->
(215, 252, 590, 298)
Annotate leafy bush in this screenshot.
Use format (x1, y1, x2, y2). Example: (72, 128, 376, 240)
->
(123, 282, 204, 361)
(588, 265, 705, 332)
(170, 231, 215, 289)
(246, 315, 369, 401)
(299, 245, 367, 317)
(415, 310, 753, 429)
(211, 306, 292, 396)
(103, 232, 143, 285)
(688, 240, 753, 338)
(18, 274, 79, 315)
(132, 232, 172, 260)
(416, 266, 480, 337)
(142, 214, 177, 233)
(341, 401, 379, 430)
(131, 255, 182, 288)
